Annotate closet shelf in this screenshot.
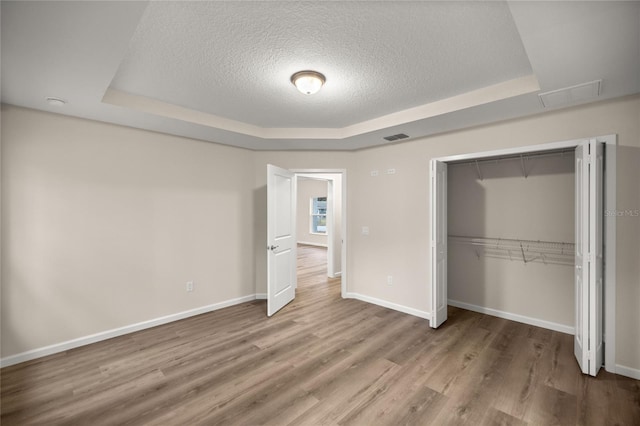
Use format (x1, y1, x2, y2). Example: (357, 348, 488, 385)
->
(449, 148, 574, 180)
(448, 235, 575, 266)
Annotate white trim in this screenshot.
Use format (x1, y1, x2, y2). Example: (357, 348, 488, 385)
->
(603, 135, 617, 373)
(255, 293, 267, 300)
(615, 364, 640, 380)
(0, 294, 258, 368)
(297, 241, 328, 248)
(433, 138, 586, 163)
(103, 75, 539, 140)
(448, 299, 575, 335)
(345, 292, 431, 320)
(332, 271, 342, 278)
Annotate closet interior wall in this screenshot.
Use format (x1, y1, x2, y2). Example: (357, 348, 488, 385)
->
(447, 152, 575, 331)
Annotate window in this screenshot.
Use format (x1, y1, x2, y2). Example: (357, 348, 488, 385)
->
(310, 197, 327, 234)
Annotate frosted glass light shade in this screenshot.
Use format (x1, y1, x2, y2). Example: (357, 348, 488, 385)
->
(291, 71, 326, 95)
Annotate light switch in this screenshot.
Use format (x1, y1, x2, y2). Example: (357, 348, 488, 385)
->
(362, 226, 370, 235)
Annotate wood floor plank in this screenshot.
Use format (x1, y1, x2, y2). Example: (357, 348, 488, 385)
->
(289, 357, 401, 426)
(541, 332, 581, 396)
(1, 244, 638, 425)
(423, 325, 494, 395)
(480, 408, 528, 426)
(492, 336, 550, 419)
(335, 347, 451, 425)
(524, 384, 577, 426)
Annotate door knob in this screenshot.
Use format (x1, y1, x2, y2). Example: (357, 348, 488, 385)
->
(268, 245, 279, 251)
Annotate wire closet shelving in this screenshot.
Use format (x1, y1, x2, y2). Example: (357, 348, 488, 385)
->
(448, 235, 575, 266)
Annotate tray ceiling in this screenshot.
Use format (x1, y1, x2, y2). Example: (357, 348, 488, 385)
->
(2, 1, 639, 150)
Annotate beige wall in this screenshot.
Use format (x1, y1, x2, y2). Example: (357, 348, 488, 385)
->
(346, 95, 639, 371)
(296, 179, 328, 246)
(448, 157, 575, 327)
(2, 94, 639, 373)
(1, 106, 255, 357)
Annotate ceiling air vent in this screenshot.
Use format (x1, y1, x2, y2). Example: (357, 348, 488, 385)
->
(383, 133, 409, 142)
(538, 79, 602, 108)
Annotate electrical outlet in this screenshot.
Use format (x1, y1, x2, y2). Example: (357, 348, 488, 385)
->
(387, 275, 393, 286)
(370, 170, 379, 177)
(186, 281, 194, 292)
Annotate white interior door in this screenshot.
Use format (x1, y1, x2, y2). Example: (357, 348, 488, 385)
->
(267, 164, 297, 317)
(574, 143, 589, 373)
(574, 140, 604, 376)
(431, 160, 448, 328)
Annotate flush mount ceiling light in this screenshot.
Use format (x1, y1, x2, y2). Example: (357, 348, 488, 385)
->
(45, 96, 67, 107)
(290, 70, 326, 95)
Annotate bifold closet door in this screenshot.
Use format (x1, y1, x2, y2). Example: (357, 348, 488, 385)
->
(574, 140, 603, 376)
(430, 160, 448, 328)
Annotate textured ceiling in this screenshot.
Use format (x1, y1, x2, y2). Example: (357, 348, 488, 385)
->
(2, 1, 639, 150)
(110, 1, 532, 129)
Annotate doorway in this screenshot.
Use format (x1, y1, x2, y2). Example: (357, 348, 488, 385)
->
(293, 170, 346, 298)
(266, 167, 347, 317)
(429, 136, 617, 376)
(295, 173, 342, 281)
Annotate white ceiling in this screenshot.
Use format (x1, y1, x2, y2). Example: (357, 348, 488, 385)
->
(2, 1, 639, 151)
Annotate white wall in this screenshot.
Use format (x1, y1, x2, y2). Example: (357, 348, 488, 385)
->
(296, 178, 328, 247)
(1, 105, 255, 358)
(447, 156, 575, 329)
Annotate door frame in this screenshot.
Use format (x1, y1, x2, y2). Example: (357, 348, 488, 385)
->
(292, 169, 348, 299)
(295, 174, 338, 278)
(429, 135, 617, 374)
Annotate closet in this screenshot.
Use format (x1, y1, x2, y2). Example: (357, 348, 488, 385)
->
(429, 137, 615, 376)
(446, 149, 575, 332)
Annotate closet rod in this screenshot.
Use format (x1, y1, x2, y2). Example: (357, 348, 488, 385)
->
(449, 235, 575, 251)
(448, 148, 574, 167)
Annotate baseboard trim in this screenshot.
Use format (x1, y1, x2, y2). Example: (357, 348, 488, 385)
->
(616, 364, 640, 380)
(332, 272, 342, 278)
(448, 299, 575, 335)
(255, 293, 267, 300)
(0, 294, 259, 368)
(345, 292, 430, 320)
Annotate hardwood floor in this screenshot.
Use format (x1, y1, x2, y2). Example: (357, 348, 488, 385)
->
(1, 244, 638, 425)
